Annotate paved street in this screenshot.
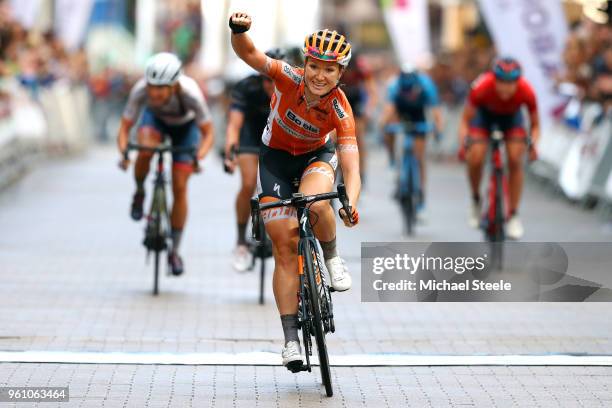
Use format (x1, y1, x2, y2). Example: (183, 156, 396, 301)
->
(0, 145, 611, 407)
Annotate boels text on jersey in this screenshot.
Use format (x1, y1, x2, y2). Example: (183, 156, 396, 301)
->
(286, 109, 320, 134)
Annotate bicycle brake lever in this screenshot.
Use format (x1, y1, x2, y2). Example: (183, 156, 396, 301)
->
(336, 184, 353, 225)
(223, 145, 237, 174)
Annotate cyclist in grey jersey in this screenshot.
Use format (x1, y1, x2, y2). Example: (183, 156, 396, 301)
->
(117, 52, 214, 276)
(123, 75, 211, 126)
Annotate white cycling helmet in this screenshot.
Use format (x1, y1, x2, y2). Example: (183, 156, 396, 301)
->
(400, 62, 417, 75)
(145, 52, 182, 86)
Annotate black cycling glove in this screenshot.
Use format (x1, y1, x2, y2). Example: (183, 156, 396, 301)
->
(229, 16, 249, 34)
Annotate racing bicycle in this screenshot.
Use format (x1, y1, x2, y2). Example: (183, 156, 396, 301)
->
(250, 184, 354, 397)
(124, 142, 198, 295)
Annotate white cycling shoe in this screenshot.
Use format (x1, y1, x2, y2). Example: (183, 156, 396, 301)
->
(232, 245, 251, 272)
(325, 256, 352, 292)
(506, 215, 524, 240)
(282, 340, 304, 371)
(468, 201, 481, 229)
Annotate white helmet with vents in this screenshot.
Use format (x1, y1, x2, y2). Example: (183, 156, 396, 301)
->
(145, 52, 182, 86)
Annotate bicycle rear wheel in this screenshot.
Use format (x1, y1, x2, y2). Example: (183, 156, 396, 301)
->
(304, 241, 333, 397)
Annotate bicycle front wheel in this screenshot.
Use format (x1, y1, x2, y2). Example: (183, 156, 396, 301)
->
(304, 241, 333, 397)
(400, 157, 415, 236)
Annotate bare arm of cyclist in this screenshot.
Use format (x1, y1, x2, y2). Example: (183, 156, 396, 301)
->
(338, 148, 360, 227)
(229, 12, 269, 74)
(333, 96, 360, 226)
(197, 122, 215, 162)
(224, 109, 244, 171)
(459, 102, 476, 148)
(379, 102, 397, 129)
(117, 117, 134, 170)
(364, 77, 379, 117)
(431, 106, 444, 135)
(528, 111, 540, 161)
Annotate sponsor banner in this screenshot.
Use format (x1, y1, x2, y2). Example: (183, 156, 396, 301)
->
(559, 122, 612, 200)
(477, 0, 568, 129)
(379, 0, 431, 66)
(362, 242, 612, 302)
(54, 0, 95, 51)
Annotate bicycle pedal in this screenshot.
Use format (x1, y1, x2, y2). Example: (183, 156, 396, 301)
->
(286, 360, 307, 373)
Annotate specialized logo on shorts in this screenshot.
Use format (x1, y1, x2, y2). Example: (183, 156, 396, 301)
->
(273, 183, 281, 196)
(286, 109, 319, 134)
(282, 64, 302, 85)
(332, 98, 346, 119)
(329, 154, 338, 170)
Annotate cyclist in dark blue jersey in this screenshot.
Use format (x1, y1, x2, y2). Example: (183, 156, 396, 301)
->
(381, 63, 443, 211)
(224, 49, 286, 271)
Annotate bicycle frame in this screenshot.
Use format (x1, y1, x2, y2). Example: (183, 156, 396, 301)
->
(482, 131, 510, 270)
(483, 131, 509, 242)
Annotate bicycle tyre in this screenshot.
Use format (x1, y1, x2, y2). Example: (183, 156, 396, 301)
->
(258, 254, 265, 305)
(401, 156, 415, 236)
(304, 241, 333, 397)
(299, 273, 312, 371)
(153, 210, 161, 296)
(486, 170, 504, 269)
(152, 183, 167, 295)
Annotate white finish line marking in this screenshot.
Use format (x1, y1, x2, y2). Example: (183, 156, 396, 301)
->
(1, 351, 611, 366)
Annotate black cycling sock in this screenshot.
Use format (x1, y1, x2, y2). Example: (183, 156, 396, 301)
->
(135, 179, 145, 195)
(171, 228, 183, 252)
(237, 223, 247, 246)
(280, 314, 299, 344)
(320, 238, 338, 261)
(472, 193, 481, 204)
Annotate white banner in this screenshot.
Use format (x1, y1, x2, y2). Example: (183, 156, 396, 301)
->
(135, 0, 156, 66)
(380, 0, 431, 66)
(54, 0, 95, 52)
(477, 0, 568, 129)
(9, 0, 41, 29)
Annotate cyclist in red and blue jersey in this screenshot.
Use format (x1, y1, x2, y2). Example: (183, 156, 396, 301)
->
(458, 57, 539, 240)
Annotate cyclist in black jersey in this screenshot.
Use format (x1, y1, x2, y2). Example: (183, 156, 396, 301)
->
(224, 49, 286, 271)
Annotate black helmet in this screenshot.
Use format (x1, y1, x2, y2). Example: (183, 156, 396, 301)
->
(265, 48, 286, 61)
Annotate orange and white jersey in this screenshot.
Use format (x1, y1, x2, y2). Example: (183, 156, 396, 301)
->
(263, 59, 358, 156)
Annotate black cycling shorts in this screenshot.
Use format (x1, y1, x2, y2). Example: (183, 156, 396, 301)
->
(238, 123, 263, 155)
(257, 139, 337, 200)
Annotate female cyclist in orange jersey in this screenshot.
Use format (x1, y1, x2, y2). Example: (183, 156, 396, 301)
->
(229, 12, 361, 368)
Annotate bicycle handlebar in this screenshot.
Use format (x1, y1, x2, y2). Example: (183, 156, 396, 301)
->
(123, 143, 200, 170)
(251, 183, 354, 225)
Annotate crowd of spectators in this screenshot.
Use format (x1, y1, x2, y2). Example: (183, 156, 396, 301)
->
(0, 2, 89, 102)
(561, 18, 612, 111)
